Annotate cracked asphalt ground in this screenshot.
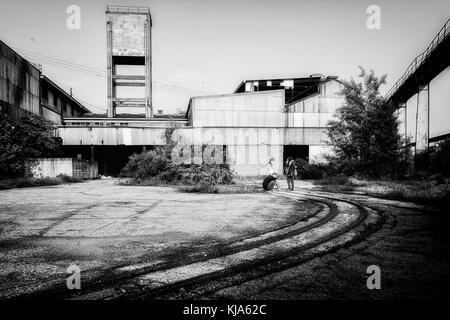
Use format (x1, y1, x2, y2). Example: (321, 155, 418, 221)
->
(0, 180, 306, 298)
(0, 179, 449, 299)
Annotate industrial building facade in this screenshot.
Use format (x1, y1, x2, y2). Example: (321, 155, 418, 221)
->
(0, 39, 40, 119)
(0, 39, 89, 123)
(55, 5, 345, 176)
(59, 75, 343, 176)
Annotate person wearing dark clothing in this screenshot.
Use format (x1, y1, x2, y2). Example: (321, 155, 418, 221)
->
(285, 157, 296, 191)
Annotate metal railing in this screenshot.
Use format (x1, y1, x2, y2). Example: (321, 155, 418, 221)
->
(386, 18, 450, 100)
(106, 5, 150, 14)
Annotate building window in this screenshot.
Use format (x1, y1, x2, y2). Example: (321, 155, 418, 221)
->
(42, 88, 48, 101)
(281, 80, 294, 88)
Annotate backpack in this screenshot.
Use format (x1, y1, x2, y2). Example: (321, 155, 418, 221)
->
(285, 160, 297, 176)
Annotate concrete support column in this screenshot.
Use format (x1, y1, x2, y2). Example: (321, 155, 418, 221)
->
(398, 102, 407, 139)
(90, 145, 95, 162)
(106, 20, 113, 118)
(415, 84, 429, 153)
(144, 19, 153, 118)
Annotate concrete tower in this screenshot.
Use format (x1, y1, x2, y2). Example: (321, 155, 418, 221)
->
(106, 6, 152, 118)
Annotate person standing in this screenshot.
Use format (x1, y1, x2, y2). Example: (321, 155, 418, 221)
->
(285, 157, 296, 191)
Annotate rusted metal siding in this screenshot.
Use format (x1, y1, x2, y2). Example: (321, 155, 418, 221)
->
(191, 90, 285, 127)
(57, 127, 166, 145)
(42, 107, 62, 124)
(283, 128, 329, 145)
(173, 127, 284, 176)
(286, 80, 343, 128)
(0, 40, 40, 116)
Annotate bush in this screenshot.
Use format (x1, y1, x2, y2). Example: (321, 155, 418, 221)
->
(121, 147, 169, 179)
(57, 174, 82, 183)
(178, 164, 234, 186)
(120, 149, 235, 188)
(295, 159, 325, 180)
(179, 183, 219, 194)
(429, 139, 450, 178)
(0, 176, 82, 190)
(0, 113, 62, 178)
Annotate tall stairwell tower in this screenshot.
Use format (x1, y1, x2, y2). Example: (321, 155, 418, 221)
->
(106, 6, 152, 118)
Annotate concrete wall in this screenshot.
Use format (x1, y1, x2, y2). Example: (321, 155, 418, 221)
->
(405, 93, 418, 143)
(429, 66, 450, 139)
(399, 66, 450, 152)
(172, 127, 284, 176)
(110, 14, 146, 56)
(32, 158, 98, 179)
(0, 40, 40, 117)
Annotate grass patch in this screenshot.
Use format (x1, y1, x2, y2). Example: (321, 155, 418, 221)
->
(118, 178, 261, 194)
(57, 174, 83, 183)
(314, 175, 350, 186)
(0, 174, 83, 190)
(178, 183, 262, 194)
(314, 176, 450, 207)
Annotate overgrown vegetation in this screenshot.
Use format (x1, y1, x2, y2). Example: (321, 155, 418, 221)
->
(327, 67, 405, 179)
(178, 184, 261, 194)
(0, 113, 62, 178)
(120, 123, 235, 192)
(314, 177, 450, 207)
(0, 174, 82, 190)
(294, 67, 450, 206)
(415, 139, 450, 179)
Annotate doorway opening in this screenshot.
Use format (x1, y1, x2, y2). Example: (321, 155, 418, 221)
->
(283, 145, 309, 163)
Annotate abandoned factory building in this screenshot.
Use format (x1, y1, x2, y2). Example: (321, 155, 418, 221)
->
(3, 5, 448, 178)
(0, 39, 89, 123)
(59, 74, 344, 176)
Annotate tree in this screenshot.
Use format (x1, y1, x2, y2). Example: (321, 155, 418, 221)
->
(327, 67, 403, 178)
(0, 113, 62, 178)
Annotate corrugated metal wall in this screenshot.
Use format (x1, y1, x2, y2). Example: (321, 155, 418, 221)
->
(58, 127, 166, 145)
(286, 80, 343, 128)
(0, 41, 40, 116)
(191, 90, 285, 127)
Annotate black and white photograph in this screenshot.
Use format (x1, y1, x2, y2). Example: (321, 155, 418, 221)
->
(0, 0, 449, 315)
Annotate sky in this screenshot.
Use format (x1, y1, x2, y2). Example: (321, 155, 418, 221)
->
(0, 0, 449, 114)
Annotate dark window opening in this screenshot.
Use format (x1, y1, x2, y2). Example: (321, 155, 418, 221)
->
(283, 145, 309, 163)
